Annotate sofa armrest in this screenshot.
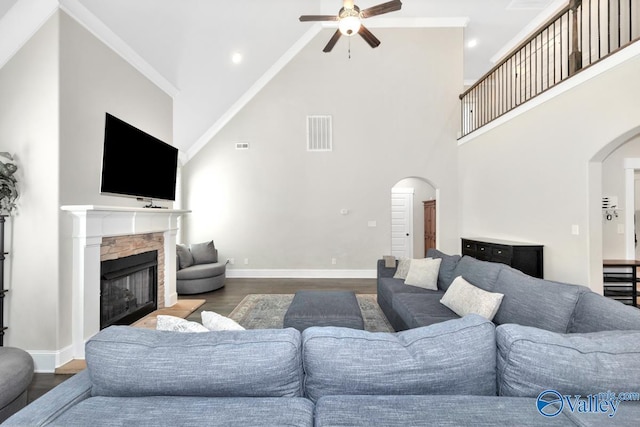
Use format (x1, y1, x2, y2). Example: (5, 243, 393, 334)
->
(377, 259, 397, 278)
(3, 370, 92, 426)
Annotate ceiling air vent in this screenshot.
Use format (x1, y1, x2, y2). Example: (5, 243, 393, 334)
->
(307, 115, 332, 152)
(235, 142, 249, 150)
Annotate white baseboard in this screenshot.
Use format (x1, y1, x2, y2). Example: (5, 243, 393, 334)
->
(226, 269, 376, 279)
(28, 344, 76, 373)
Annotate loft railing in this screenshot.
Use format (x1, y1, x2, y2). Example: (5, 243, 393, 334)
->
(459, 0, 639, 138)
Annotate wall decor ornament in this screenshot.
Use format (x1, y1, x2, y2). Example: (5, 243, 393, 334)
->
(0, 152, 18, 215)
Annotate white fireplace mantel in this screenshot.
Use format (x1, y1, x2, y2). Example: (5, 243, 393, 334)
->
(62, 205, 190, 358)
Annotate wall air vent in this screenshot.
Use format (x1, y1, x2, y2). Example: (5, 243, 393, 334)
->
(307, 115, 332, 152)
(235, 142, 249, 150)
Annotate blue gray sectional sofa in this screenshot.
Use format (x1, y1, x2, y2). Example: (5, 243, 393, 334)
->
(7, 249, 640, 426)
(378, 248, 640, 333)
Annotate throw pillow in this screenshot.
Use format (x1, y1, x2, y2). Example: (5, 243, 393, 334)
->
(176, 244, 194, 269)
(404, 258, 442, 290)
(440, 276, 504, 320)
(393, 258, 412, 279)
(201, 310, 245, 331)
(156, 315, 209, 333)
(190, 240, 217, 264)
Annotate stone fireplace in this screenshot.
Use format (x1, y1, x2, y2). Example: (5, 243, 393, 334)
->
(62, 205, 189, 359)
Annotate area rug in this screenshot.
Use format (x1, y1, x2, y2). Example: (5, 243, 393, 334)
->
(228, 294, 394, 332)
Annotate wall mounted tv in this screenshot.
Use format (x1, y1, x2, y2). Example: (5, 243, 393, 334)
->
(100, 113, 178, 203)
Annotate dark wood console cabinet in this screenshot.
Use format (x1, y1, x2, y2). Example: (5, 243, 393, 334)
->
(461, 237, 544, 278)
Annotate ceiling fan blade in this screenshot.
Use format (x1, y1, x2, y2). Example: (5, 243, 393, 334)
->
(300, 15, 339, 22)
(358, 25, 381, 48)
(360, 0, 402, 19)
(323, 29, 342, 52)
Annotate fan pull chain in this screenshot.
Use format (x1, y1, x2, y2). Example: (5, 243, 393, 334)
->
(348, 37, 351, 59)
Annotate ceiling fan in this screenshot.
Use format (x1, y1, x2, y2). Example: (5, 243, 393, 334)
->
(299, 0, 403, 53)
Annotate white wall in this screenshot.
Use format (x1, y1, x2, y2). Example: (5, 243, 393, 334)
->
(601, 135, 640, 259)
(458, 49, 640, 290)
(182, 28, 463, 274)
(0, 14, 60, 351)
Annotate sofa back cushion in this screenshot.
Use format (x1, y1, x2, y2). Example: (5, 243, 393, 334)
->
(451, 256, 503, 292)
(302, 315, 496, 403)
(568, 291, 640, 333)
(493, 268, 587, 333)
(426, 249, 461, 291)
(497, 324, 640, 397)
(86, 326, 303, 398)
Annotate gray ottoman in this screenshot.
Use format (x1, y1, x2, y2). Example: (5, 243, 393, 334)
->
(283, 291, 364, 332)
(0, 347, 34, 423)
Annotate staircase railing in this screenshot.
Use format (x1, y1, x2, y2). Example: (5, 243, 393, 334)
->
(459, 0, 639, 138)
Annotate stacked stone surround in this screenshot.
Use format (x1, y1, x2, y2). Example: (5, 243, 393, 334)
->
(100, 233, 165, 309)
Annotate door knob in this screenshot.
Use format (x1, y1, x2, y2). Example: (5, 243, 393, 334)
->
(406, 233, 409, 236)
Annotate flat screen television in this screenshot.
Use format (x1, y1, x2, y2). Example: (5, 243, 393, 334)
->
(100, 113, 178, 203)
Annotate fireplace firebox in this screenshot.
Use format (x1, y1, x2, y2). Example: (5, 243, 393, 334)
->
(100, 251, 158, 329)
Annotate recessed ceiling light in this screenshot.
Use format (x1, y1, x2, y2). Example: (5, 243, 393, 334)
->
(231, 52, 243, 64)
(467, 39, 478, 48)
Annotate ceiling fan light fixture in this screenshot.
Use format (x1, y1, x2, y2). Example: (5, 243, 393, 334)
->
(338, 7, 361, 36)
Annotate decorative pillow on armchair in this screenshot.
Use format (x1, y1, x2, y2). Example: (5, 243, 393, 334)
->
(190, 240, 218, 264)
(176, 244, 194, 269)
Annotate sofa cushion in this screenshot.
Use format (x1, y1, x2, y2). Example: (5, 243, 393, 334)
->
(176, 262, 226, 280)
(86, 326, 303, 398)
(404, 258, 441, 290)
(189, 240, 217, 264)
(377, 277, 429, 305)
(176, 244, 194, 269)
(440, 276, 504, 321)
(392, 292, 458, 329)
(568, 291, 640, 333)
(497, 324, 640, 397)
(426, 248, 462, 291)
(302, 315, 496, 402)
(493, 267, 587, 333)
(315, 395, 574, 427)
(451, 256, 503, 292)
(50, 397, 314, 427)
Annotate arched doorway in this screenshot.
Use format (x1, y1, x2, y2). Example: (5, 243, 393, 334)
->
(391, 177, 437, 259)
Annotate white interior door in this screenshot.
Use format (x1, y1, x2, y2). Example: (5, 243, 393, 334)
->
(391, 188, 414, 258)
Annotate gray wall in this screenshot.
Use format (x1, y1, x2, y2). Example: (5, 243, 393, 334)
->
(182, 27, 463, 274)
(0, 13, 60, 352)
(0, 11, 172, 368)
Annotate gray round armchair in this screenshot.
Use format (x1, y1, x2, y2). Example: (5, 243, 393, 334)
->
(0, 346, 34, 423)
(176, 240, 226, 294)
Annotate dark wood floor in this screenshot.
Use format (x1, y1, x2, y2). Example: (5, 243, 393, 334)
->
(27, 277, 376, 404)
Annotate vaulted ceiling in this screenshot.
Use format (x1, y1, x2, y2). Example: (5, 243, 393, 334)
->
(1, 0, 565, 155)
